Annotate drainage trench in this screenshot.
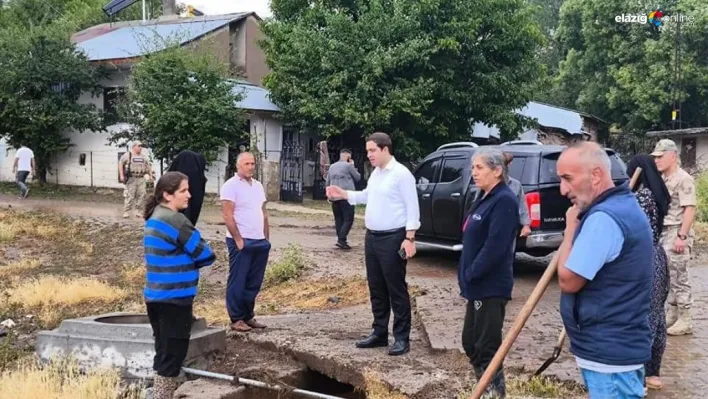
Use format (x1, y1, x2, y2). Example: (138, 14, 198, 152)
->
(183, 367, 366, 399)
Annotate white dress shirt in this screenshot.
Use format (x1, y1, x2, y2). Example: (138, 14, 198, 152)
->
(347, 157, 421, 231)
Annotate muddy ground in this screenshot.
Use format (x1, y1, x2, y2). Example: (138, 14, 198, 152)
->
(1, 187, 706, 398)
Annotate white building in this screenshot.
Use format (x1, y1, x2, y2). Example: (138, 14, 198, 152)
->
(0, 12, 286, 200)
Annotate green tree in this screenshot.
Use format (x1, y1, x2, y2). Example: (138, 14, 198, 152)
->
(0, 27, 105, 183)
(550, 0, 708, 133)
(263, 0, 545, 159)
(0, 0, 164, 31)
(111, 43, 247, 164)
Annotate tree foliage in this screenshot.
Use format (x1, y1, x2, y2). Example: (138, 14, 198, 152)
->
(0, 27, 105, 182)
(550, 0, 708, 133)
(262, 0, 545, 159)
(111, 43, 247, 164)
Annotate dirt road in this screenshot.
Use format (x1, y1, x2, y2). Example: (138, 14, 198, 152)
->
(3, 193, 704, 398)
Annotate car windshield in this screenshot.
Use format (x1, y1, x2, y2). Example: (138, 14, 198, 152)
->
(540, 151, 629, 183)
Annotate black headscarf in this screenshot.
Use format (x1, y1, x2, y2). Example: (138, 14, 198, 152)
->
(167, 150, 207, 225)
(627, 154, 670, 231)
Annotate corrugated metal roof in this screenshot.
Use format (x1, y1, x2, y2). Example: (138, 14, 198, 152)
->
(518, 101, 585, 135)
(472, 101, 594, 138)
(76, 14, 245, 61)
(232, 82, 280, 112)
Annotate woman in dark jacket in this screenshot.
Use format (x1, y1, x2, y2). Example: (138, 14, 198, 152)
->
(459, 147, 519, 399)
(167, 151, 208, 225)
(627, 154, 671, 391)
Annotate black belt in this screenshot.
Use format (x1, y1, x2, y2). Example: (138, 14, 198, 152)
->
(367, 227, 406, 236)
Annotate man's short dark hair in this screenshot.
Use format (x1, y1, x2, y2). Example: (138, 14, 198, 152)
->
(340, 148, 352, 154)
(366, 132, 393, 153)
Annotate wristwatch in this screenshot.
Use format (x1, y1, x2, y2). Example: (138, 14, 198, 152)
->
(678, 233, 688, 240)
(405, 237, 415, 243)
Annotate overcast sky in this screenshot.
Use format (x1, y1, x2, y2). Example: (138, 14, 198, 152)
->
(185, 0, 273, 19)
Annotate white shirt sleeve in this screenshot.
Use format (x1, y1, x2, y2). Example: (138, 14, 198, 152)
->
(399, 168, 421, 231)
(347, 188, 368, 205)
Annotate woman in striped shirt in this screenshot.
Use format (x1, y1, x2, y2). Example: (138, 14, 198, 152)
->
(143, 171, 216, 399)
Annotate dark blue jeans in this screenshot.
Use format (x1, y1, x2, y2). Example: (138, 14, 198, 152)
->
(225, 237, 271, 322)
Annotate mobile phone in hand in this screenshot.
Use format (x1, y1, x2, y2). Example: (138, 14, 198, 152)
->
(398, 247, 407, 259)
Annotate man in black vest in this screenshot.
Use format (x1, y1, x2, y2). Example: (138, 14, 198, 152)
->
(555, 142, 653, 399)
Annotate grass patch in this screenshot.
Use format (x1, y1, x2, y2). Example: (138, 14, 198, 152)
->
(456, 374, 585, 398)
(194, 296, 230, 327)
(0, 259, 41, 277)
(694, 221, 708, 245)
(121, 262, 145, 287)
(258, 276, 369, 314)
(0, 357, 142, 399)
(696, 172, 708, 223)
(0, 332, 33, 373)
(363, 370, 407, 399)
(1, 276, 128, 327)
(264, 244, 307, 287)
(0, 182, 123, 203)
(0, 210, 75, 241)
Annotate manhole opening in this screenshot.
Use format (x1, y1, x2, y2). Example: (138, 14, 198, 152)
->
(95, 315, 149, 324)
(236, 369, 366, 399)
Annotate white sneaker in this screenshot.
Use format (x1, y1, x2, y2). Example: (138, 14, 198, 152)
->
(122, 212, 130, 218)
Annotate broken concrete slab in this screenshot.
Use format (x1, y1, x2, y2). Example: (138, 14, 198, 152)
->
(232, 305, 469, 398)
(174, 379, 245, 399)
(35, 312, 225, 379)
(415, 293, 466, 352)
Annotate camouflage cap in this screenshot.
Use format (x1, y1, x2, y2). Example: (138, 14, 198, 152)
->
(651, 138, 678, 156)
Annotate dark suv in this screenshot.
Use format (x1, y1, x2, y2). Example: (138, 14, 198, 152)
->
(412, 140, 629, 257)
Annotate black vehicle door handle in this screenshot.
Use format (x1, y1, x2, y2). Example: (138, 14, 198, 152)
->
(451, 193, 461, 198)
(422, 194, 431, 198)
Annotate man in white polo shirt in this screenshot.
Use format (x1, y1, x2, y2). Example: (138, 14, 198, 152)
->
(327, 132, 420, 356)
(221, 152, 271, 333)
(12, 145, 35, 198)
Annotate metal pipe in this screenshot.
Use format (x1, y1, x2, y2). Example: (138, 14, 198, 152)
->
(181, 367, 347, 399)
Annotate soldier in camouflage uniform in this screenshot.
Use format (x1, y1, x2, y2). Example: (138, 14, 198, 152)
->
(651, 139, 697, 336)
(118, 141, 153, 218)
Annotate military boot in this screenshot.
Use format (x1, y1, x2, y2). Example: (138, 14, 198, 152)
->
(666, 304, 678, 327)
(667, 307, 693, 336)
(153, 375, 180, 399)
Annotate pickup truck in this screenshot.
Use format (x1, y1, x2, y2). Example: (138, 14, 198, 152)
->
(412, 141, 630, 257)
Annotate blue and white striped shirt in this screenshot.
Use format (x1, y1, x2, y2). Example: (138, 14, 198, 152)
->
(143, 205, 216, 304)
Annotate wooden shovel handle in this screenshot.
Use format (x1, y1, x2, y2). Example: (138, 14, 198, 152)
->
(469, 252, 560, 398)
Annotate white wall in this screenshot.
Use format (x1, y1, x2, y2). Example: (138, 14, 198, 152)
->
(249, 113, 283, 162)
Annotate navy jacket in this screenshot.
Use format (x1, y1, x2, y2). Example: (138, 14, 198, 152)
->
(560, 183, 653, 365)
(458, 182, 519, 301)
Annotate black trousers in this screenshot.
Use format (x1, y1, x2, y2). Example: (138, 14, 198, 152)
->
(146, 302, 193, 377)
(365, 228, 411, 341)
(462, 297, 507, 396)
(332, 200, 355, 243)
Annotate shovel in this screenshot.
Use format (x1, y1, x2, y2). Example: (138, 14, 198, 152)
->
(529, 166, 644, 379)
(531, 328, 566, 377)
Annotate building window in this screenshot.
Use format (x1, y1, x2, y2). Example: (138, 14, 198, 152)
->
(79, 153, 86, 166)
(103, 87, 126, 125)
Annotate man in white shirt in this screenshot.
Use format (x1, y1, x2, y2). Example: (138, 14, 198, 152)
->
(13, 145, 35, 199)
(327, 132, 420, 356)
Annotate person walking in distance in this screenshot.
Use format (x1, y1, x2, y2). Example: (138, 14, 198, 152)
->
(626, 155, 671, 392)
(143, 172, 216, 399)
(119, 141, 153, 219)
(221, 152, 271, 332)
(460, 148, 520, 398)
(556, 142, 653, 399)
(651, 139, 697, 336)
(326, 132, 420, 356)
(326, 149, 361, 249)
(13, 145, 35, 198)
